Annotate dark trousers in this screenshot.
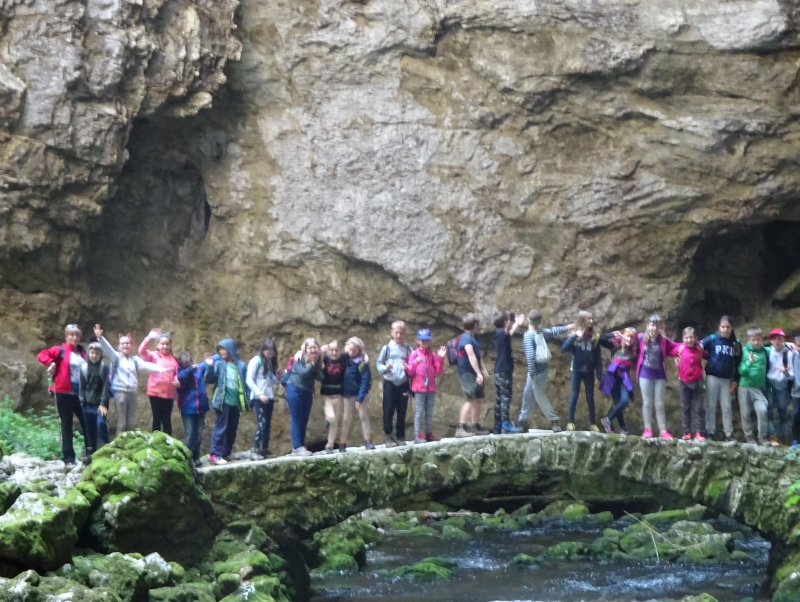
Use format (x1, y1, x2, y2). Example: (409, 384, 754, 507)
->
(494, 372, 513, 427)
(382, 380, 409, 438)
(81, 404, 109, 456)
(568, 370, 596, 424)
(253, 398, 274, 452)
(792, 397, 800, 443)
(286, 384, 313, 449)
(56, 392, 86, 464)
(210, 403, 240, 458)
(149, 396, 174, 435)
(606, 381, 630, 429)
(182, 414, 205, 460)
(680, 381, 706, 435)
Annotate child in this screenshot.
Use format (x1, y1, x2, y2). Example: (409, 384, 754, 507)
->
(676, 327, 707, 441)
(246, 340, 282, 458)
(176, 351, 209, 465)
(700, 316, 741, 442)
(204, 339, 249, 465)
(340, 337, 373, 452)
(562, 311, 615, 432)
(636, 315, 681, 439)
(599, 327, 638, 435)
(406, 329, 446, 444)
(320, 340, 348, 454)
(286, 337, 325, 456)
(738, 328, 770, 446)
(139, 329, 180, 435)
(376, 321, 413, 447)
(493, 310, 526, 434)
(791, 335, 800, 447)
(95, 324, 165, 435)
(79, 342, 111, 462)
(455, 313, 491, 437)
(518, 309, 573, 431)
(766, 328, 793, 446)
(37, 324, 87, 465)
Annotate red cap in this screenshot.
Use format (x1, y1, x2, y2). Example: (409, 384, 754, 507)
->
(769, 328, 786, 338)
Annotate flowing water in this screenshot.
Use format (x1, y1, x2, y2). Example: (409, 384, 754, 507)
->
(312, 516, 769, 602)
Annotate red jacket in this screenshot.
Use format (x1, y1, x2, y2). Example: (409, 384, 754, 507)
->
(405, 347, 444, 393)
(677, 343, 706, 384)
(37, 344, 86, 394)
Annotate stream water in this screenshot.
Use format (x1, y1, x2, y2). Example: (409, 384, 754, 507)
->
(312, 515, 769, 602)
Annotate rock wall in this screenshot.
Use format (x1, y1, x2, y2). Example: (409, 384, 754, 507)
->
(3, 1, 800, 447)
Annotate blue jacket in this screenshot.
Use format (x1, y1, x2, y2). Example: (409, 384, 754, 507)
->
(700, 334, 741, 382)
(177, 363, 210, 417)
(342, 355, 372, 402)
(204, 339, 250, 411)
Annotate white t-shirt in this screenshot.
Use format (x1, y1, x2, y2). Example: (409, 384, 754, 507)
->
(69, 351, 86, 384)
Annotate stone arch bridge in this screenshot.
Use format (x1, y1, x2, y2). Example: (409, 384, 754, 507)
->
(200, 432, 800, 548)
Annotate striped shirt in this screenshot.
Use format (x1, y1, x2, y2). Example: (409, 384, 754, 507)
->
(523, 326, 569, 374)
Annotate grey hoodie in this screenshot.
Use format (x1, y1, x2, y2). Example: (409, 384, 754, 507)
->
(376, 340, 412, 385)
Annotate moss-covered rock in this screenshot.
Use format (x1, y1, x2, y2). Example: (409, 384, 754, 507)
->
(406, 526, 438, 536)
(510, 553, 538, 566)
(11, 573, 123, 601)
(148, 583, 217, 602)
(220, 575, 289, 602)
(0, 481, 20, 513)
(642, 509, 689, 526)
(561, 504, 590, 521)
(441, 525, 471, 540)
(543, 541, 589, 560)
(589, 511, 614, 524)
(483, 516, 519, 529)
(536, 500, 575, 518)
(590, 537, 620, 557)
(389, 558, 456, 580)
(82, 431, 217, 565)
(310, 553, 358, 576)
(602, 528, 623, 542)
(310, 517, 381, 573)
(441, 516, 466, 529)
(213, 551, 273, 581)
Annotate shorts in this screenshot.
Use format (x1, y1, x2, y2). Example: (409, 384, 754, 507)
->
(458, 371, 485, 400)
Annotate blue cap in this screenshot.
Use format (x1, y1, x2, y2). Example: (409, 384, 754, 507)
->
(417, 329, 432, 340)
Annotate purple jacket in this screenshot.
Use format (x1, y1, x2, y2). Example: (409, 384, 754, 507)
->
(635, 333, 680, 381)
(600, 359, 634, 396)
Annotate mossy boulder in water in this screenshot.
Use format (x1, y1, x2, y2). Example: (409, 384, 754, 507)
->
(442, 525, 471, 540)
(148, 583, 216, 602)
(220, 575, 290, 602)
(388, 557, 456, 580)
(543, 541, 589, 560)
(81, 431, 217, 565)
(642, 509, 689, 526)
(561, 504, 590, 521)
(310, 517, 380, 573)
(509, 553, 537, 566)
(0, 570, 123, 601)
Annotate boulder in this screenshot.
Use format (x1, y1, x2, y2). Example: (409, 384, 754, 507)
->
(441, 525, 471, 540)
(220, 575, 289, 602)
(148, 583, 217, 602)
(561, 504, 590, 521)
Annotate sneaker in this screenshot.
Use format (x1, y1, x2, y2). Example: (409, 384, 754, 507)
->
(415, 433, 426, 444)
(364, 439, 376, 450)
(325, 446, 335, 454)
(642, 429, 653, 438)
(396, 437, 407, 447)
(725, 434, 736, 442)
(518, 418, 530, 431)
(193, 459, 203, 468)
(551, 421, 562, 433)
(261, 448, 272, 458)
(792, 440, 799, 449)
(759, 438, 770, 448)
(455, 427, 475, 438)
(338, 443, 347, 453)
(292, 446, 312, 456)
(590, 425, 600, 432)
(472, 424, 490, 435)
(660, 431, 673, 441)
(208, 454, 227, 465)
(426, 432, 438, 442)
(501, 420, 522, 434)
(620, 428, 628, 436)
(600, 417, 612, 433)
(81, 456, 92, 466)
(681, 433, 692, 441)
(567, 423, 576, 432)
(769, 435, 780, 448)
(694, 433, 706, 442)
(385, 434, 398, 448)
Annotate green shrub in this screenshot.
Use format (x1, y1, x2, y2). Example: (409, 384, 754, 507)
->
(0, 395, 78, 460)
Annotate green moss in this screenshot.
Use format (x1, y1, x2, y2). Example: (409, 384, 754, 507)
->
(310, 553, 358, 576)
(390, 561, 454, 580)
(543, 541, 589, 560)
(602, 528, 623, 543)
(642, 509, 688, 526)
(536, 500, 576, 517)
(681, 542, 731, 562)
(511, 503, 532, 517)
(213, 551, 272, 580)
(406, 526, 438, 536)
(441, 525, 471, 540)
(774, 571, 800, 602)
(589, 511, 614, 524)
(510, 553, 538, 566)
(730, 551, 751, 561)
(216, 573, 240, 597)
(148, 583, 216, 602)
(0, 481, 20, 513)
(590, 537, 620, 557)
(561, 504, 590, 521)
(441, 516, 466, 529)
(392, 520, 413, 531)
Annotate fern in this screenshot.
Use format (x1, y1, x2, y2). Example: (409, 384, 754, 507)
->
(0, 395, 79, 460)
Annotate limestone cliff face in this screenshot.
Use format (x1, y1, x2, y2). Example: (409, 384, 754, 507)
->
(3, 1, 800, 443)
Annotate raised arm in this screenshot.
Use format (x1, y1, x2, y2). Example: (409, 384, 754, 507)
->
(138, 329, 160, 362)
(133, 357, 166, 373)
(97, 335, 119, 361)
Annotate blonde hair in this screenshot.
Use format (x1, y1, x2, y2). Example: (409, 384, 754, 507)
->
(64, 324, 82, 338)
(391, 321, 407, 333)
(327, 339, 340, 349)
(301, 337, 323, 366)
(576, 310, 594, 339)
(682, 326, 696, 337)
(346, 336, 364, 353)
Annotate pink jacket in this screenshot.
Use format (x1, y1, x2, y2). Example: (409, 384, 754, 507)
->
(677, 344, 706, 384)
(635, 333, 681, 381)
(138, 337, 179, 399)
(405, 348, 444, 393)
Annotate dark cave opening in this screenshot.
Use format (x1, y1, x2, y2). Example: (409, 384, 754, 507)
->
(678, 220, 800, 336)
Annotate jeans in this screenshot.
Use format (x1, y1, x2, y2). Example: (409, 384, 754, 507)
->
(252, 398, 274, 452)
(286, 383, 314, 449)
(792, 396, 800, 443)
(705, 375, 733, 437)
(81, 404, 109, 456)
(766, 383, 790, 440)
(567, 370, 595, 424)
(640, 377, 667, 433)
(738, 386, 768, 439)
(56, 392, 86, 464)
(494, 372, 513, 426)
(210, 403, 240, 458)
(680, 381, 706, 435)
(182, 414, 205, 460)
(114, 390, 138, 433)
(518, 369, 559, 424)
(341, 396, 371, 443)
(414, 392, 436, 436)
(149, 396, 174, 435)
(382, 380, 409, 439)
(606, 381, 630, 429)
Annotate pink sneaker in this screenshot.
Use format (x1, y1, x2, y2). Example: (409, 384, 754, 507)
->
(642, 429, 653, 438)
(681, 433, 692, 441)
(660, 430, 674, 440)
(694, 433, 706, 442)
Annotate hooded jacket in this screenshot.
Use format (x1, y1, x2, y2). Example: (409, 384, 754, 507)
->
(138, 336, 180, 399)
(562, 333, 616, 380)
(177, 363, 210, 416)
(406, 347, 444, 393)
(37, 344, 86, 395)
(342, 355, 372, 402)
(738, 343, 769, 389)
(677, 343, 706, 384)
(376, 340, 412, 385)
(635, 334, 681, 381)
(699, 334, 741, 381)
(204, 339, 249, 411)
(79, 352, 111, 408)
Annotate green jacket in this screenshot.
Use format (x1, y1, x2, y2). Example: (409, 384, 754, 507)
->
(738, 343, 769, 389)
